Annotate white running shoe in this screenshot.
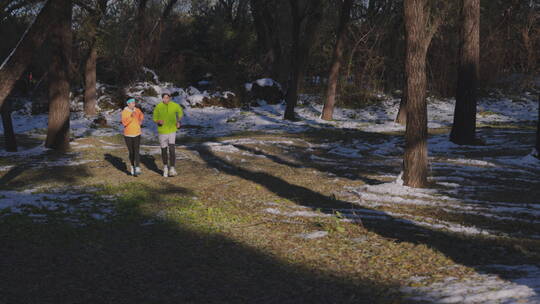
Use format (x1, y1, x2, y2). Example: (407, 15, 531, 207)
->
(163, 165, 168, 177)
(169, 167, 177, 177)
(130, 166, 135, 176)
(135, 167, 141, 175)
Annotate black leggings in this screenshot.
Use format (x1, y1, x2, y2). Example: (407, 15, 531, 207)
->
(124, 135, 141, 167)
(161, 144, 175, 167)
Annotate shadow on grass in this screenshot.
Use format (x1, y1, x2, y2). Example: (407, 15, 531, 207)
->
(231, 143, 384, 185)
(0, 182, 396, 303)
(0, 161, 93, 190)
(0, 165, 29, 188)
(190, 144, 540, 290)
(104, 153, 128, 175)
(140, 154, 160, 174)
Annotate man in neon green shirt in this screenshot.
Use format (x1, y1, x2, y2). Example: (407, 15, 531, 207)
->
(153, 93, 183, 177)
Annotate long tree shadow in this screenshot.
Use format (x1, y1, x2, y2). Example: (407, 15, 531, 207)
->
(190, 144, 540, 291)
(0, 162, 93, 190)
(231, 143, 384, 185)
(186, 127, 399, 185)
(0, 165, 30, 188)
(0, 182, 398, 304)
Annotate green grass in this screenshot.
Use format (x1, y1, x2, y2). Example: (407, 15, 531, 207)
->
(1, 131, 539, 303)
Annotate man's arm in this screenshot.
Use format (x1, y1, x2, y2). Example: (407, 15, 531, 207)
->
(175, 104, 182, 128)
(153, 106, 163, 125)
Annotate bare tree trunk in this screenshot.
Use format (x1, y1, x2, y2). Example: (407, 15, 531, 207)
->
(284, 0, 323, 121)
(1, 100, 17, 152)
(45, 0, 72, 151)
(321, 0, 353, 121)
(84, 42, 98, 116)
(83, 0, 108, 117)
(0, 0, 61, 111)
(402, 0, 434, 188)
(284, 0, 303, 121)
(450, 0, 479, 145)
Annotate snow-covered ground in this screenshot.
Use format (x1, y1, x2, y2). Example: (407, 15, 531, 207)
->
(0, 186, 116, 224)
(402, 265, 540, 303)
(1, 78, 539, 303)
(3, 80, 538, 144)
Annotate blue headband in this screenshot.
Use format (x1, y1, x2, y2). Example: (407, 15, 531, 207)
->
(126, 98, 136, 104)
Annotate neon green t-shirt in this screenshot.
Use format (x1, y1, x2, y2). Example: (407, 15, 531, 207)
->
(152, 101, 183, 134)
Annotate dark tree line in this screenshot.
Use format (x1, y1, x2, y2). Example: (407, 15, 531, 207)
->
(0, 0, 539, 185)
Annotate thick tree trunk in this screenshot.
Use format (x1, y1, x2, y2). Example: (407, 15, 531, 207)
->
(84, 42, 98, 116)
(284, 0, 323, 121)
(321, 0, 353, 121)
(403, 0, 430, 188)
(284, 1, 302, 121)
(450, 0, 480, 145)
(0, 0, 60, 111)
(45, 0, 72, 151)
(1, 100, 17, 152)
(83, 0, 108, 117)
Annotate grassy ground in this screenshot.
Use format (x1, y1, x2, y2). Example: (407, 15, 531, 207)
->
(0, 128, 538, 303)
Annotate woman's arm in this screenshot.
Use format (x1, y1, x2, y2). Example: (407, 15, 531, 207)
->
(121, 110, 133, 126)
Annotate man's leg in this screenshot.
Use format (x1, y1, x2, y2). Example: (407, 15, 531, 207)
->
(168, 133, 177, 176)
(158, 133, 169, 177)
(169, 144, 175, 167)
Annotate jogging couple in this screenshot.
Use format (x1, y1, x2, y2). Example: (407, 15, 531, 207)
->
(121, 92, 183, 177)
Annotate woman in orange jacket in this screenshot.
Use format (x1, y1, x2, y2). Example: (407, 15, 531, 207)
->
(121, 98, 144, 176)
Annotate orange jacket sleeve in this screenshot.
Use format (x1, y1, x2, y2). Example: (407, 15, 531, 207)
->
(135, 108, 144, 125)
(121, 109, 134, 127)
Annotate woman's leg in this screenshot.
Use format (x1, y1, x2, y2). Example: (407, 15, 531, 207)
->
(124, 136, 135, 166)
(133, 135, 141, 167)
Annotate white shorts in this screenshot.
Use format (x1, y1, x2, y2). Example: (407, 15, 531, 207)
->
(158, 133, 176, 148)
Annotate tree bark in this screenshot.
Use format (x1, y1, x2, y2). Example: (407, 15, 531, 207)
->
(45, 0, 72, 151)
(321, 0, 353, 121)
(84, 42, 98, 116)
(284, 0, 303, 121)
(1, 100, 17, 152)
(284, 0, 323, 121)
(403, 0, 432, 188)
(0, 0, 61, 111)
(83, 0, 108, 117)
(450, 0, 480, 145)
